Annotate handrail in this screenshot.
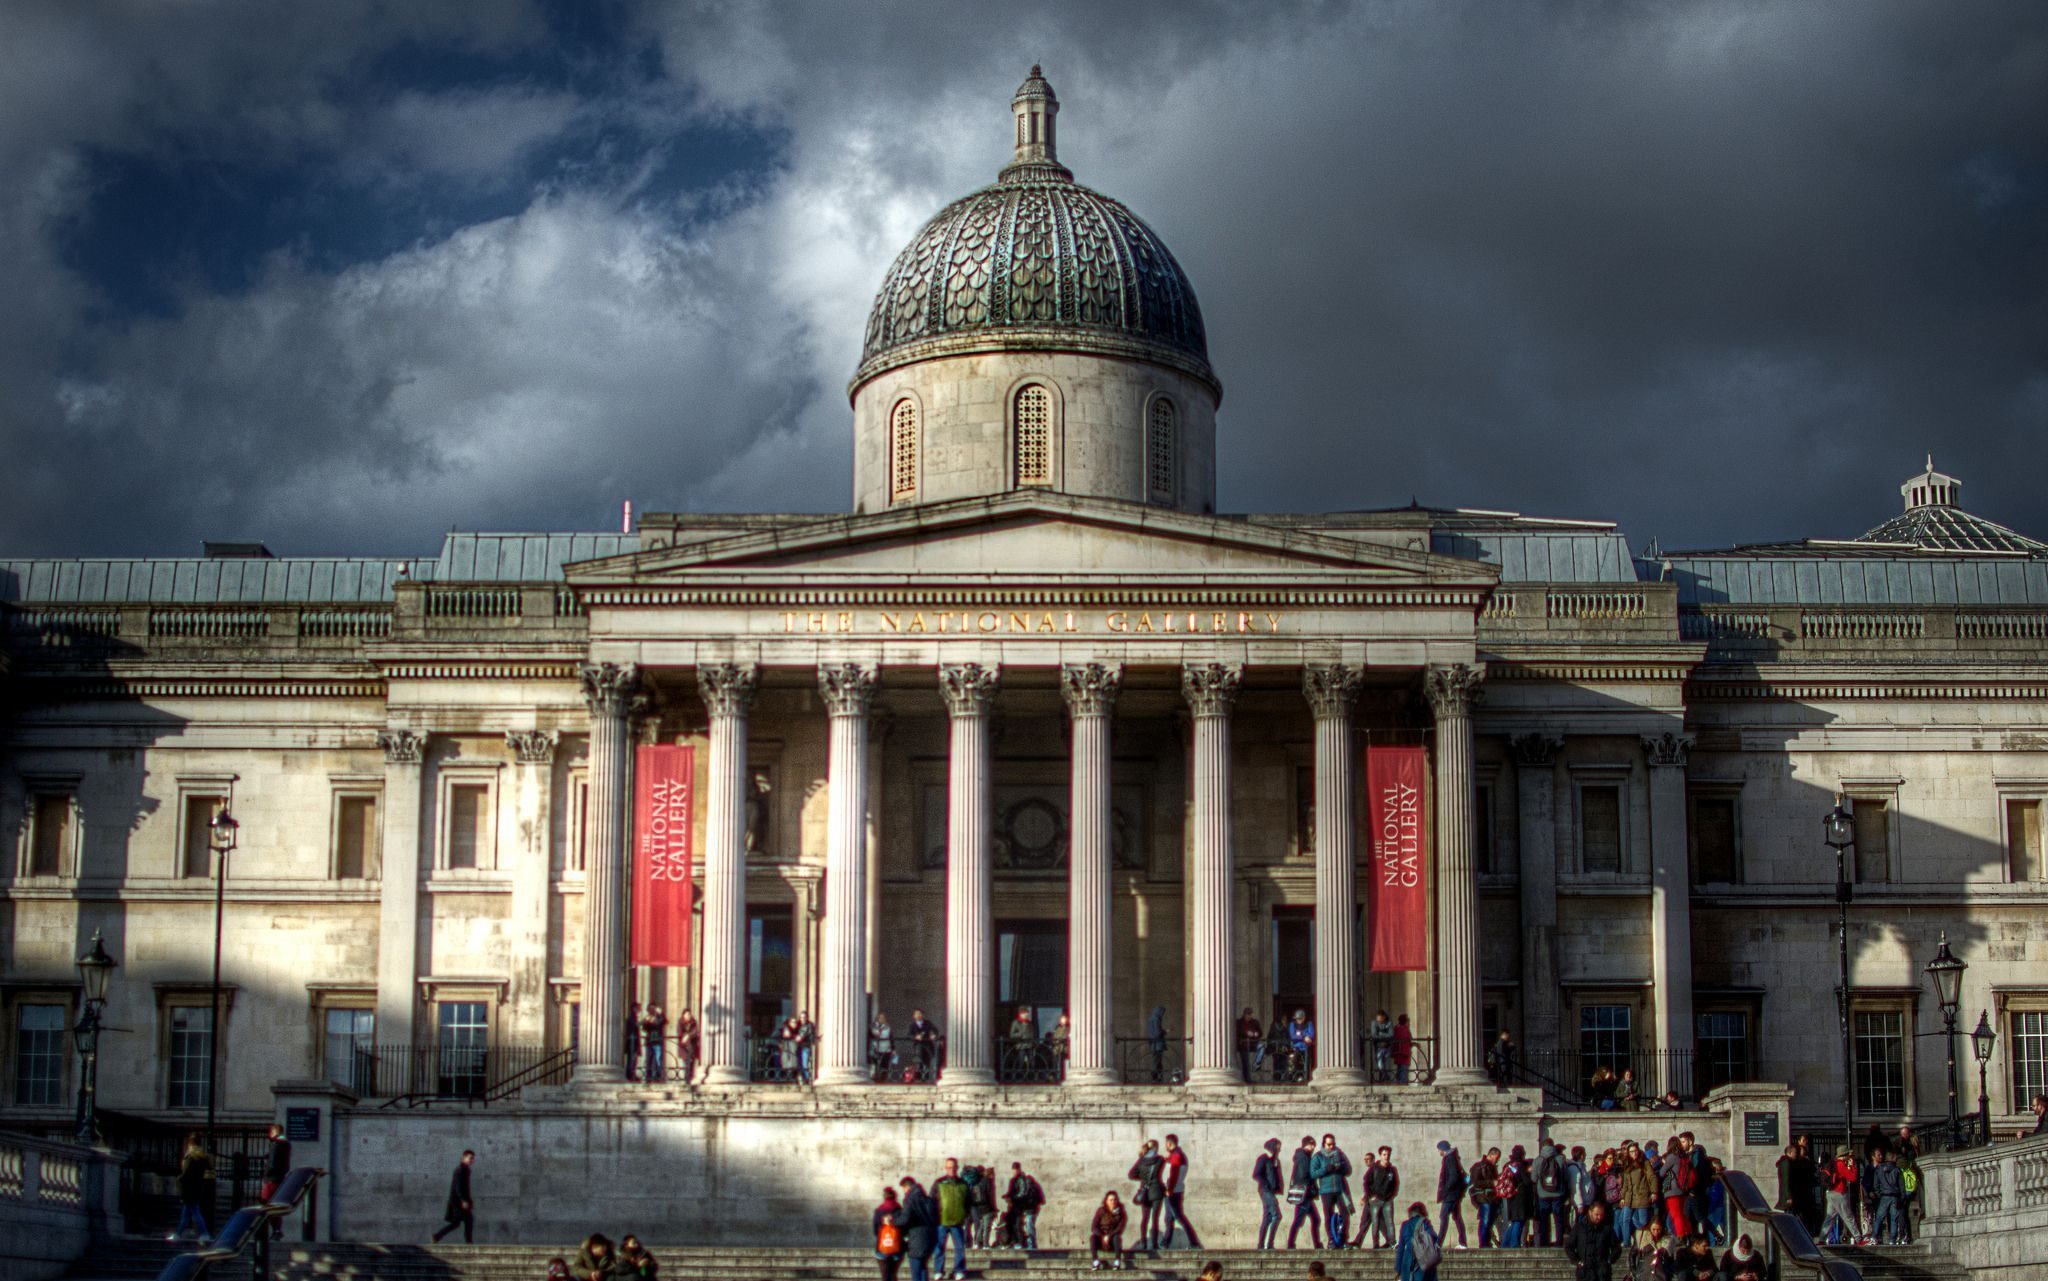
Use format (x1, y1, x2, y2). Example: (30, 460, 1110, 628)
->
(485, 1044, 576, 1102)
(1717, 1167, 1862, 1281)
(158, 1165, 323, 1281)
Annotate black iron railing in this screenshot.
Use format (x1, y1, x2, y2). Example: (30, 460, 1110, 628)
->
(1512, 1049, 1702, 1109)
(1117, 1036, 1189, 1084)
(994, 1036, 1063, 1084)
(358, 1043, 571, 1106)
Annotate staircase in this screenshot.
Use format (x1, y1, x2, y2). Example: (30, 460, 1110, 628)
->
(61, 1237, 253, 1281)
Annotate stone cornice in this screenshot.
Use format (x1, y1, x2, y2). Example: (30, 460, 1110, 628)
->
(1688, 677, 2048, 702)
(581, 585, 1491, 609)
(16, 674, 385, 699)
(381, 661, 581, 682)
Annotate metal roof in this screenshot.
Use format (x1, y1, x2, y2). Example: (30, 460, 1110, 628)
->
(1857, 505, 2048, 555)
(1658, 554, 2048, 606)
(1431, 529, 1639, 583)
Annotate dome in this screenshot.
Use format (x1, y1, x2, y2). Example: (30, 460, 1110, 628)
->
(852, 68, 1214, 396)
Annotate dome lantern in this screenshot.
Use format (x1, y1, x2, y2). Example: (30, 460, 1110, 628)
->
(1002, 64, 1069, 182)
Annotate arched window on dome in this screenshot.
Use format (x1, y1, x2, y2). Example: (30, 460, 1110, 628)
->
(1147, 396, 1178, 505)
(889, 398, 920, 503)
(1013, 384, 1054, 487)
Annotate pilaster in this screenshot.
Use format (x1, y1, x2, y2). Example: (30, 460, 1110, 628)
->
(1511, 733, 1562, 1063)
(373, 729, 424, 1050)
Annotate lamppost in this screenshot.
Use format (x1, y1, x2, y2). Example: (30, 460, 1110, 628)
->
(206, 803, 239, 1154)
(1971, 1010, 1996, 1147)
(1924, 934, 1967, 1149)
(1823, 797, 1856, 1153)
(72, 930, 116, 1143)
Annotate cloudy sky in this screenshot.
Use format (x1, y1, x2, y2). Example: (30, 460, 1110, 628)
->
(3, 0, 2043, 558)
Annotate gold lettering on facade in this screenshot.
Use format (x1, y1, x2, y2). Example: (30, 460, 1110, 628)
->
(1036, 612, 1057, 633)
(1064, 612, 1078, 633)
(1010, 613, 1031, 632)
(773, 607, 1285, 634)
(807, 613, 827, 634)
(1266, 613, 1282, 632)
(978, 612, 999, 633)
(881, 613, 902, 632)
(1107, 612, 1128, 632)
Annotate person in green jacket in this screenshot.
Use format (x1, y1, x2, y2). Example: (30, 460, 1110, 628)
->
(933, 1158, 972, 1280)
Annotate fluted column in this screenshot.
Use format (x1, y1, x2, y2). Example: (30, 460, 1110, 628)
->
(1426, 663, 1486, 1086)
(1183, 662, 1243, 1089)
(374, 730, 425, 1052)
(576, 662, 642, 1083)
(939, 662, 1000, 1087)
(1306, 664, 1367, 1088)
(1512, 734, 1564, 1064)
(1062, 661, 1123, 1088)
(817, 663, 878, 1087)
(697, 663, 758, 1086)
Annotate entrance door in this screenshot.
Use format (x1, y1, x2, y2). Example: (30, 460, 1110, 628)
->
(1271, 906, 1315, 1028)
(746, 906, 795, 1038)
(996, 919, 1067, 1034)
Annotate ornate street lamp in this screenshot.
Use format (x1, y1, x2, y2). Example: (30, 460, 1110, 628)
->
(206, 803, 239, 1153)
(1971, 1010, 1996, 1147)
(1822, 797, 1856, 1152)
(1924, 934, 1967, 1149)
(73, 930, 116, 1143)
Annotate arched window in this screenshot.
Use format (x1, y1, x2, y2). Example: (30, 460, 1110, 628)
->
(1014, 385, 1052, 486)
(1147, 396, 1178, 503)
(889, 398, 919, 502)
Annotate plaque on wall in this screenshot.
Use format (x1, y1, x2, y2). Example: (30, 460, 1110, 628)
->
(1743, 1111, 1779, 1147)
(285, 1107, 320, 1142)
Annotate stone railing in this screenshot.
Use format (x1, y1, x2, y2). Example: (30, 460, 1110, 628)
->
(1960, 611, 2048, 641)
(1917, 1134, 2048, 1275)
(148, 608, 272, 639)
(1479, 582, 1679, 637)
(1547, 587, 1647, 620)
(1682, 604, 2048, 658)
(0, 1132, 123, 1281)
(1799, 611, 1925, 641)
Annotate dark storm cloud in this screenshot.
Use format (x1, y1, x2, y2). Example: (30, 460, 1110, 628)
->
(1, 0, 2042, 556)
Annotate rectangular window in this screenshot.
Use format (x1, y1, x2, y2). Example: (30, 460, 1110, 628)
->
(335, 795, 380, 880)
(167, 1006, 214, 1108)
(1691, 795, 1739, 884)
(1853, 1009, 1906, 1114)
(1853, 799, 1890, 883)
(567, 777, 590, 872)
(1474, 784, 1497, 875)
(998, 919, 1070, 1034)
(13, 1004, 67, 1105)
(1696, 1009, 1752, 1092)
(2009, 800, 2045, 882)
(1579, 1003, 1633, 1076)
(182, 795, 223, 878)
(28, 794, 73, 877)
(746, 907, 795, 1039)
(2011, 1010, 2048, 1107)
(446, 784, 488, 870)
(322, 1007, 376, 1095)
(1269, 907, 1314, 1029)
(436, 1001, 489, 1097)
(1581, 786, 1622, 873)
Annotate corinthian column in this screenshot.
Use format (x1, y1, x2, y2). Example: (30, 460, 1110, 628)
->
(1426, 663, 1486, 1086)
(1305, 663, 1367, 1088)
(1062, 661, 1122, 1088)
(697, 663, 758, 1086)
(939, 662, 1000, 1087)
(576, 662, 642, 1083)
(1183, 662, 1243, 1089)
(817, 662, 878, 1087)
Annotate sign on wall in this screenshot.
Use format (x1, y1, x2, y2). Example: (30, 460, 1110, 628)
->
(631, 744, 696, 967)
(1366, 745, 1428, 971)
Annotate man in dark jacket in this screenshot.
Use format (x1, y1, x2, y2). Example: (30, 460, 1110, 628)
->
(1566, 1201, 1619, 1281)
(431, 1150, 475, 1243)
(898, 1178, 939, 1281)
(1868, 1149, 1905, 1244)
(1434, 1141, 1468, 1247)
(1286, 1134, 1321, 1249)
(1534, 1140, 1565, 1247)
(1002, 1162, 1044, 1250)
(260, 1123, 291, 1239)
(1364, 1146, 1400, 1248)
(1253, 1138, 1284, 1249)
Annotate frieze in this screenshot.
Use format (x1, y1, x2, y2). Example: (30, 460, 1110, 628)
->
(783, 608, 1288, 636)
(583, 587, 1487, 609)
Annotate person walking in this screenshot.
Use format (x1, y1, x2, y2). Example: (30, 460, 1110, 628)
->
(1396, 1202, 1441, 1281)
(1365, 1146, 1400, 1248)
(1566, 1201, 1619, 1281)
(1159, 1133, 1202, 1249)
(1619, 1143, 1658, 1245)
(1820, 1145, 1857, 1245)
(1285, 1135, 1321, 1249)
(1434, 1141, 1468, 1248)
(1128, 1140, 1166, 1250)
(875, 1187, 907, 1281)
(1312, 1133, 1352, 1248)
(966, 1165, 997, 1248)
(1564, 1145, 1593, 1237)
(431, 1150, 476, 1244)
(899, 1178, 938, 1281)
(1253, 1138, 1284, 1249)
(1503, 1147, 1537, 1248)
(1003, 1161, 1044, 1249)
(1486, 1030, 1516, 1085)
(170, 1132, 213, 1244)
(933, 1158, 972, 1279)
(259, 1121, 291, 1239)
(1090, 1191, 1129, 1271)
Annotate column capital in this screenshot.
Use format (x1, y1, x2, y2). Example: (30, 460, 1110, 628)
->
(376, 728, 424, 766)
(579, 661, 645, 719)
(938, 662, 1001, 717)
(698, 662, 760, 718)
(1060, 661, 1123, 716)
(1423, 663, 1484, 719)
(1302, 663, 1363, 719)
(1641, 731, 1695, 769)
(1180, 661, 1243, 718)
(503, 729, 559, 765)
(1510, 732, 1563, 767)
(818, 662, 879, 718)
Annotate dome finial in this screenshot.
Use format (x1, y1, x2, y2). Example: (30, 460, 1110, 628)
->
(1002, 65, 1071, 182)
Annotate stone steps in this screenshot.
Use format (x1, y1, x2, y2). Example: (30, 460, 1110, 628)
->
(63, 1236, 257, 1281)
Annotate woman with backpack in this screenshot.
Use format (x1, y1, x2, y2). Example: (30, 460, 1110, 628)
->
(874, 1186, 906, 1281)
(1128, 1140, 1165, 1251)
(1396, 1202, 1441, 1281)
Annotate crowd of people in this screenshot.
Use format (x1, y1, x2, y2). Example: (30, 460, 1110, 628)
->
(1771, 1123, 1933, 1248)
(873, 1157, 1052, 1281)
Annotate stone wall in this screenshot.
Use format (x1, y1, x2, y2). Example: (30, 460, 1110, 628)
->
(0, 1133, 123, 1281)
(1914, 1133, 2048, 1276)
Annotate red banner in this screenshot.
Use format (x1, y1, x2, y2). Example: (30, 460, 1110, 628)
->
(1366, 745, 1429, 971)
(631, 744, 695, 967)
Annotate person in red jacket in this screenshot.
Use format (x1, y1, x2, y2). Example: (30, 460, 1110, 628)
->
(1819, 1147, 1858, 1244)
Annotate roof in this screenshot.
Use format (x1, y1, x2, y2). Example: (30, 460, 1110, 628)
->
(1655, 554, 2048, 607)
(1856, 505, 2048, 555)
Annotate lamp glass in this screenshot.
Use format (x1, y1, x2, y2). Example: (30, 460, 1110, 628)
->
(1925, 936, 1966, 1015)
(210, 805, 239, 852)
(76, 933, 115, 1004)
(1972, 1010, 1996, 1063)
(1823, 802, 1855, 851)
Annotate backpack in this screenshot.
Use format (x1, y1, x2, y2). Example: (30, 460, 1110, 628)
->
(1494, 1167, 1517, 1200)
(1538, 1155, 1562, 1197)
(877, 1220, 902, 1256)
(1411, 1220, 1442, 1271)
(1675, 1155, 1699, 1193)
(1902, 1167, 1919, 1195)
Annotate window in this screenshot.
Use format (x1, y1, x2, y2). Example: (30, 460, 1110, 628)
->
(1581, 786, 1622, 873)
(26, 793, 74, 877)
(1146, 397, 1178, 503)
(2009, 800, 2045, 882)
(1853, 799, 1890, 883)
(322, 1007, 376, 1094)
(181, 794, 224, 878)
(334, 794, 380, 880)
(13, 1004, 66, 1105)
(1852, 1009, 1906, 1114)
(1695, 1009, 1753, 1092)
(1014, 385, 1052, 486)
(167, 1006, 213, 1108)
(999, 919, 1069, 1034)
(1579, 1004, 1633, 1077)
(446, 783, 489, 871)
(436, 1002, 489, 1097)
(1475, 784, 1497, 876)
(889, 398, 919, 502)
(1690, 794, 1740, 884)
(746, 907, 794, 1038)
(567, 775, 590, 873)
(2011, 1010, 2048, 1107)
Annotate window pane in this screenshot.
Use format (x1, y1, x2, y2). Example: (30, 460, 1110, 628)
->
(1692, 797, 1738, 884)
(183, 796, 222, 878)
(1854, 800, 1890, 883)
(448, 784, 487, 870)
(1582, 787, 1621, 872)
(1579, 1004, 1632, 1076)
(1696, 1010, 1751, 1091)
(1853, 1009, 1905, 1114)
(168, 1006, 214, 1108)
(336, 795, 379, 879)
(14, 1004, 66, 1105)
(29, 795, 71, 877)
(437, 1001, 488, 1096)
(323, 1008, 375, 1094)
(2010, 801, 2044, 882)
(2012, 1011, 2048, 1106)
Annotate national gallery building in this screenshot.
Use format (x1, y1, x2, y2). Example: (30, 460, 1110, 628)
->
(3, 69, 2046, 1237)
